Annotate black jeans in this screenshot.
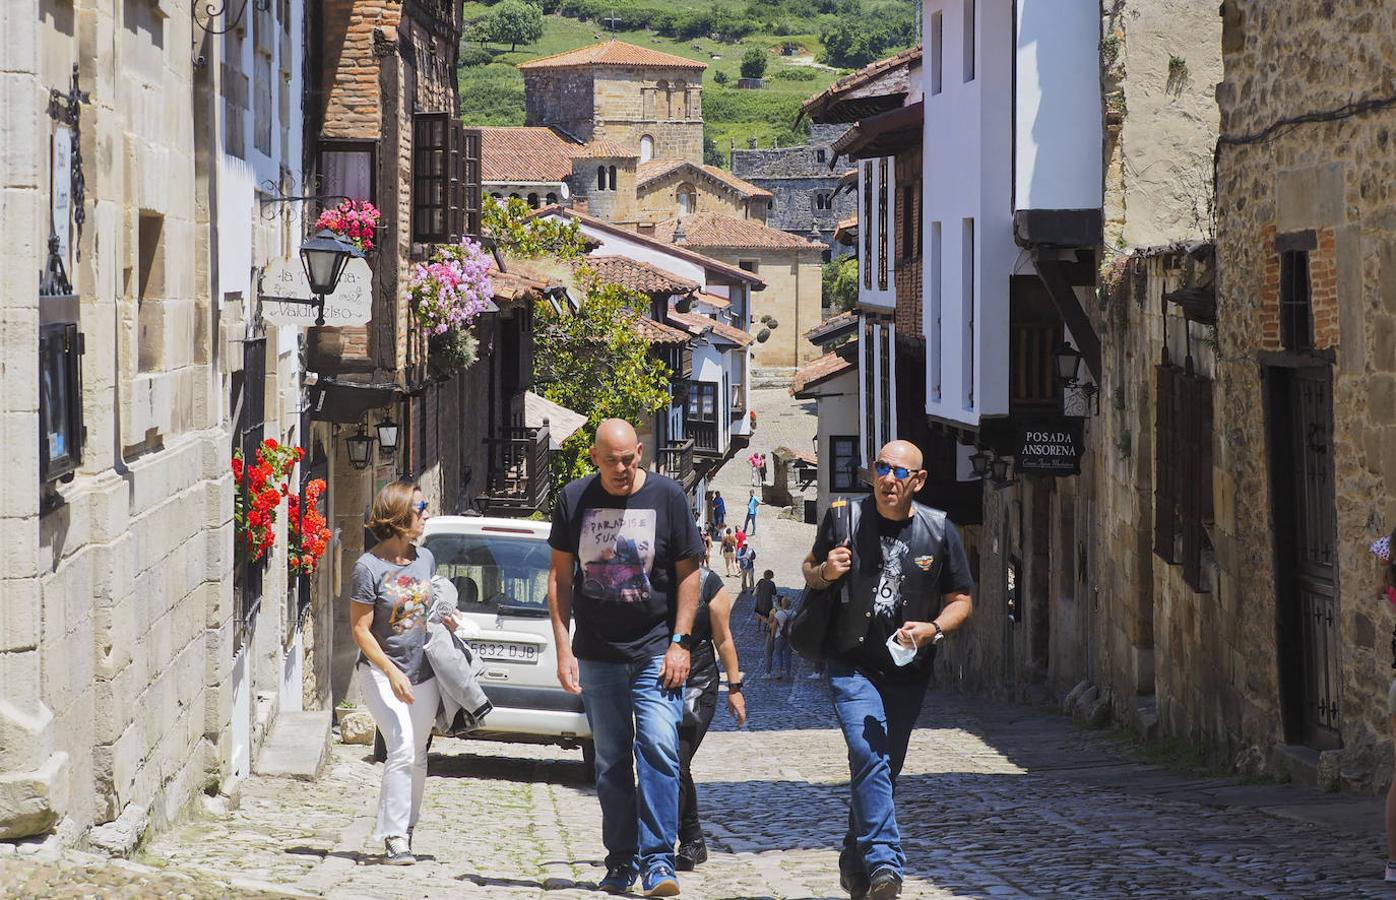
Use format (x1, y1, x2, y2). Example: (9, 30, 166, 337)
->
(678, 661, 720, 844)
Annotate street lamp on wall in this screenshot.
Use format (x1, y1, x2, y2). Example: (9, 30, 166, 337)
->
(1054, 339, 1099, 417)
(345, 425, 374, 470)
(989, 456, 1013, 489)
(1054, 341, 1084, 385)
(288, 229, 364, 326)
(968, 446, 993, 479)
(376, 416, 400, 458)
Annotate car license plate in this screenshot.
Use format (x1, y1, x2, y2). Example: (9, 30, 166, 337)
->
(474, 641, 540, 664)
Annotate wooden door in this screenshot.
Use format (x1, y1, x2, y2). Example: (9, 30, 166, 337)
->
(1270, 366, 1342, 749)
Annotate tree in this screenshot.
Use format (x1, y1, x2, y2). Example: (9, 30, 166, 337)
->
(703, 134, 726, 167)
(482, 195, 586, 261)
(740, 46, 768, 80)
(822, 255, 859, 312)
(487, 0, 544, 52)
(535, 271, 674, 489)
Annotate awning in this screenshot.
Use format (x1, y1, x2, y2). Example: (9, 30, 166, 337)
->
(308, 377, 401, 423)
(523, 391, 588, 449)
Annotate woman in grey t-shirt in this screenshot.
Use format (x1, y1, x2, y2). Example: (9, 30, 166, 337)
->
(350, 479, 453, 865)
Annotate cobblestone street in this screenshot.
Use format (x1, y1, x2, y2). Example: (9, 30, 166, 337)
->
(4, 389, 1387, 898)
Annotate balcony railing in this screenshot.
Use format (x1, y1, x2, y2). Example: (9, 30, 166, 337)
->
(688, 421, 720, 455)
(480, 425, 552, 516)
(1009, 321, 1062, 414)
(655, 438, 696, 490)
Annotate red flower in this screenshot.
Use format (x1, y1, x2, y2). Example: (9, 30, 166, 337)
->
(231, 457, 244, 482)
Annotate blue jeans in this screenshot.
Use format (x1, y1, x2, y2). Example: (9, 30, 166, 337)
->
(774, 635, 792, 677)
(580, 656, 683, 877)
(828, 660, 929, 878)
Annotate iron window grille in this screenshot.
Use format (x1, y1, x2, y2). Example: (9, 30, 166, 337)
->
(1153, 360, 1213, 591)
(234, 336, 268, 649)
(39, 236, 84, 485)
(1279, 249, 1313, 352)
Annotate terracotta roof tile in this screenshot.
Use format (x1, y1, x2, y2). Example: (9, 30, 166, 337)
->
(791, 345, 858, 397)
(519, 40, 707, 71)
(804, 309, 859, 343)
(693, 290, 731, 310)
(529, 206, 767, 287)
(667, 307, 754, 347)
(577, 139, 637, 158)
(480, 126, 584, 183)
(632, 315, 691, 345)
(664, 213, 827, 251)
(587, 256, 699, 296)
(636, 160, 773, 199)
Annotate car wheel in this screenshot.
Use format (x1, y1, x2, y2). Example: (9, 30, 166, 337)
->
(373, 728, 386, 763)
(581, 740, 596, 783)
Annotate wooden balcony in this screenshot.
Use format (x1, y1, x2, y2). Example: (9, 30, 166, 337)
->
(655, 438, 697, 491)
(688, 421, 720, 457)
(479, 425, 552, 517)
(731, 385, 746, 418)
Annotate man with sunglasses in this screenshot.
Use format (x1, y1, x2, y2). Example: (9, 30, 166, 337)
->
(802, 440, 974, 900)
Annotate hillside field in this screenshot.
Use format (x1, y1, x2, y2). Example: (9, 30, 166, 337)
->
(457, 1, 918, 163)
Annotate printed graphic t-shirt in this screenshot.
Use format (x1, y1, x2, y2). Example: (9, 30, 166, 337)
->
(351, 547, 437, 684)
(549, 472, 705, 662)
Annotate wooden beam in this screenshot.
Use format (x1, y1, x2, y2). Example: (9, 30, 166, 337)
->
(1034, 254, 1102, 383)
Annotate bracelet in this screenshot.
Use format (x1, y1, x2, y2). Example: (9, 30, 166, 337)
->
(728, 681, 743, 693)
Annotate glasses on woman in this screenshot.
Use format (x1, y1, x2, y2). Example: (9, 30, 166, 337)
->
(874, 461, 918, 480)
(413, 500, 429, 515)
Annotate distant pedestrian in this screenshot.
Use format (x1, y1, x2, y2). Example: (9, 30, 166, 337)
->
(711, 491, 726, 529)
(748, 451, 762, 486)
(768, 596, 793, 680)
(351, 479, 456, 865)
(548, 419, 704, 897)
(803, 440, 974, 900)
(744, 490, 760, 535)
(721, 528, 737, 576)
(758, 453, 768, 484)
(738, 544, 757, 593)
(701, 529, 712, 566)
(734, 526, 747, 553)
(676, 566, 747, 871)
(753, 569, 777, 625)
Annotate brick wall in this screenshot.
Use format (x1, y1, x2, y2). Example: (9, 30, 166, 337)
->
(1257, 224, 1340, 351)
(319, 0, 401, 139)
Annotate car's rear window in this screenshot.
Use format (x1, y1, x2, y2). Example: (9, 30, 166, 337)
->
(425, 533, 551, 617)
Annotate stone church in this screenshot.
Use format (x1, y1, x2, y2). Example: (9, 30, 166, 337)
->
(478, 40, 825, 366)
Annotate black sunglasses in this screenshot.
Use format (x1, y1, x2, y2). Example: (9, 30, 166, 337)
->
(874, 461, 920, 480)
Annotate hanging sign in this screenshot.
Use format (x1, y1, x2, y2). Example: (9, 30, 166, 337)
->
(1014, 419, 1084, 476)
(52, 127, 72, 267)
(260, 257, 374, 326)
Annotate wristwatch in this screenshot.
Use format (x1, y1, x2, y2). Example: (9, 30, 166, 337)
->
(728, 680, 744, 694)
(930, 621, 946, 645)
(671, 633, 693, 650)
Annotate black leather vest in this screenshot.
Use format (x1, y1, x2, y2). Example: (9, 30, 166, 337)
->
(828, 497, 950, 656)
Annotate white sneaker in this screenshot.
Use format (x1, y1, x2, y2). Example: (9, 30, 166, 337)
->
(385, 835, 416, 865)
(806, 672, 823, 679)
(1385, 862, 1396, 882)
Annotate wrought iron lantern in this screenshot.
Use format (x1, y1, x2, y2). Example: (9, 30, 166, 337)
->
(1054, 341, 1084, 385)
(989, 456, 1012, 486)
(345, 425, 374, 470)
(376, 416, 400, 457)
(301, 229, 361, 295)
(968, 446, 993, 479)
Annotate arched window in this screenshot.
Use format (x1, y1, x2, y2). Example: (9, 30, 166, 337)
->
(598, 166, 607, 190)
(509, 192, 521, 200)
(527, 193, 540, 208)
(546, 192, 558, 205)
(640, 135, 655, 163)
(491, 192, 503, 199)
(677, 182, 697, 215)
(608, 165, 617, 190)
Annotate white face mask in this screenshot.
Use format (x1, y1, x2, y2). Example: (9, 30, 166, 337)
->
(886, 631, 918, 667)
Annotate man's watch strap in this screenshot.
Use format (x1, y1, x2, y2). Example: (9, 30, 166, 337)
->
(727, 680, 743, 693)
(671, 633, 693, 650)
(931, 621, 946, 644)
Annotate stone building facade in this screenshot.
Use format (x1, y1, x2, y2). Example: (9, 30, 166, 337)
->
(0, 0, 310, 845)
(520, 42, 707, 165)
(730, 123, 854, 258)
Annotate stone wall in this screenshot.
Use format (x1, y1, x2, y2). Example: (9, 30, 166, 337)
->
(524, 66, 703, 165)
(1204, 0, 1396, 788)
(635, 167, 748, 224)
(685, 247, 823, 368)
(731, 125, 853, 255)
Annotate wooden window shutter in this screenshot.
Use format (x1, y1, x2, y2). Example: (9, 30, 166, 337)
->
(1180, 373, 1214, 591)
(1153, 364, 1178, 563)
(461, 125, 482, 237)
(412, 112, 450, 244)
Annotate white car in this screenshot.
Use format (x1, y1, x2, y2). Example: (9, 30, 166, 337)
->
(420, 515, 594, 778)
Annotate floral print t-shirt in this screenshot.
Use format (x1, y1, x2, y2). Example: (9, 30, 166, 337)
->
(351, 547, 436, 684)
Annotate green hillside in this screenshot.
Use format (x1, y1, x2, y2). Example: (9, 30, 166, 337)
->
(457, 0, 918, 165)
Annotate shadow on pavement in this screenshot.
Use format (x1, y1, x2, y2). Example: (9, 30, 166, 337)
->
(426, 747, 592, 786)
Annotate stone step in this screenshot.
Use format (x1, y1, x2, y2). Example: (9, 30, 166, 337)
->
(253, 710, 332, 781)
(750, 367, 798, 389)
